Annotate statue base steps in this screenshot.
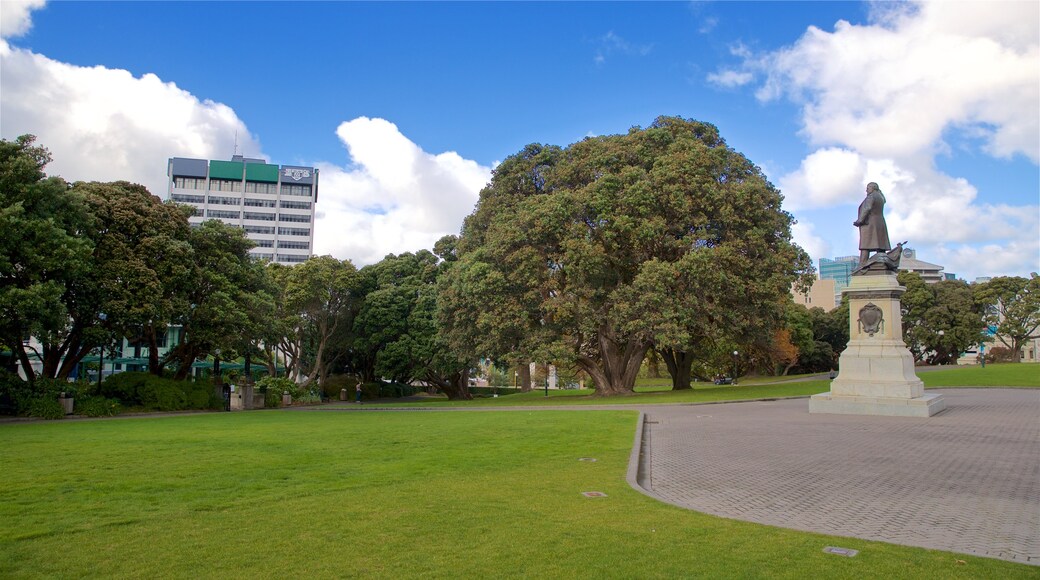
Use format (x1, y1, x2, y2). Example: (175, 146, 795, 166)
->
(809, 273, 946, 418)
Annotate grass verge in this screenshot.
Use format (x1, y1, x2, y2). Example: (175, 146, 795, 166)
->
(0, 412, 1031, 578)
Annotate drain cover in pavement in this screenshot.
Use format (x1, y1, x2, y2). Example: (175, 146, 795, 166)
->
(822, 547, 858, 557)
(581, 491, 607, 498)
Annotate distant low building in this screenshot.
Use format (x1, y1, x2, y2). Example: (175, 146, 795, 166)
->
(792, 278, 837, 310)
(897, 248, 945, 283)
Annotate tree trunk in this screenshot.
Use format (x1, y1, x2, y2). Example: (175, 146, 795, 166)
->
(577, 325, 650, 396)
(146, 325, 161, 376)
(646, 348, 662, 378)
(432, 368, 473, 400)
(660, 347, 694, 390)
(516, 362, 532, 392)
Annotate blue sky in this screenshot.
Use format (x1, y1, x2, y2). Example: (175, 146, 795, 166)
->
(2, 1, 1037, 281)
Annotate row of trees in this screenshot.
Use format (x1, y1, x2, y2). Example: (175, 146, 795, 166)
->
(4, 122, 1036, 400)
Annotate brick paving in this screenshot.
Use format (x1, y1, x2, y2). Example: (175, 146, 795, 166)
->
(637, 388, 1039, 565)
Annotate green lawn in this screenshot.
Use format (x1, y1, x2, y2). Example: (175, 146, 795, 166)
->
(368, 363, 1037, 408)
(0, 412, 1033, 578)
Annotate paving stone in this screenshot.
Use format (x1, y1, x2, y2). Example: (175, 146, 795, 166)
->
(637, 389, 1039, 565)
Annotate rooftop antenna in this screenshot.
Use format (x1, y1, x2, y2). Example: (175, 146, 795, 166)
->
(233, 130, 239, 156)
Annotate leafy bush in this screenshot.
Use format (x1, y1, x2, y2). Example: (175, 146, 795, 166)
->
(137, 380, 187, 411)
(264, 391, 281, 408)
(100, 371, 149, 402)
(468, 387, 519, 397)
(75, 395, 122, 417)
(322, 374, 357, 399)
(256, 376, 299, 398)
(25, 397, 65, 419)
(99, 371, 218, 411)
(0, 373, 78, 417)
(986, 346, 1016, 363)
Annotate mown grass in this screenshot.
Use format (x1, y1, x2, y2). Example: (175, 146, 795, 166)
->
(0, 411, 1031, 578)
(366, 363, 1037, 409)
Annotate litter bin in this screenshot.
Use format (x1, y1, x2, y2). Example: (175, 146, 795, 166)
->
(340, 388, 348, 401)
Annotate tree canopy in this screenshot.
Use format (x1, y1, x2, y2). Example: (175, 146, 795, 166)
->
(440, 117, 812, 395)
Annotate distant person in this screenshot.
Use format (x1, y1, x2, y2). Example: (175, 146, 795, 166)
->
(853, 182, 891, 265)
(355, 380, 363, 404)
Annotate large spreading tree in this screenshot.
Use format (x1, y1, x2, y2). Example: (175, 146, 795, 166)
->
(440, 117, 811, 395)
(975, 275, 1040, 362)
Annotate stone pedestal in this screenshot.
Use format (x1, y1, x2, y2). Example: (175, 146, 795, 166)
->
(810, 273, 946, 417)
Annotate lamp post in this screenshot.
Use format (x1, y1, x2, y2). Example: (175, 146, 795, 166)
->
(732, 350, 739, 385)
(213, 348, 222, 386)
(979, 343, 985, 368)
(96, 312, 109, 387)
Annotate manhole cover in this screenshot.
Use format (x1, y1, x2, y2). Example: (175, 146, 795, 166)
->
(578, 457, 597, 462)
(822, 546, 858, 557)
(581, 491, 607, 498)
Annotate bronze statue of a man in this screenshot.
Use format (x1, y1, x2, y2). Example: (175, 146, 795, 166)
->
(853, 182, 891, 265)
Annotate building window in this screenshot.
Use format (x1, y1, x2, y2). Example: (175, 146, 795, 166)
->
(207, 209, 240, 219)
(209, 179, 242, 192)
(279, 213, 311, 223)
(278, 227, 311, 236)
(252, 253, 274, 261)
(208, 195, 240, 206)
(171, 193, 205, 204)
(244, 198, 277, 208)
(243, 225, 275, 235)
(243, 212, 276, 221)
(277, 241, 310, 250)
(245, 181, 278, 194)
(173, 176, 206, 190)
(281, 184, 311, 197)
(279, 200, 312, 210)
(277, 254, 309, 263)
(255, 239, 274, 248)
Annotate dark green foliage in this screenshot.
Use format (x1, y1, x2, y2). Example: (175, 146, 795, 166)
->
(25, 397, 64, 419)
(99, 371, 214, 411)
(0, 374, 74, 417)
(467, 387, 520, 397)
(377, 382, 418, 398)
(75, 395, 122, 417)
(138, 380, 187, 411)
(321, 374, 355, 399)
(255, 376, 298, 397)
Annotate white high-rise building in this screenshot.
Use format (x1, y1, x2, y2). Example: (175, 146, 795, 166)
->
(166, 155, 318, 265)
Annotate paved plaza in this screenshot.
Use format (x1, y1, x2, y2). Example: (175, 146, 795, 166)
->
(634, 388, 1039, 565)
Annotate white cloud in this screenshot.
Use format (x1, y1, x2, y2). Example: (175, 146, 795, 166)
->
(0, 0, 45, 39)
(777, 148, 867, 210)
(790, 221, 830, 268)
(706, 69, 753, 88)
(734, 0, 1039, 279)
(0, 40, 262, 197)
(312, 117, 492, 265)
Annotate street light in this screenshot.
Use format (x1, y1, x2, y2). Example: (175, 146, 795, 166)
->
(213, 348, 222, 385)
(732, 350, 739, 385)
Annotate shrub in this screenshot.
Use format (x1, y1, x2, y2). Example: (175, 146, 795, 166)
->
(322, 374, 357, 399)
(986, 346, 1016, 363)
(25, 397, 65, 419)
(264, 391, 281, 408)
(256, 376, 299, 398)
(75, 395, 122, 417)
(100, 371, 149, 402)
(136, 378, 187, 411)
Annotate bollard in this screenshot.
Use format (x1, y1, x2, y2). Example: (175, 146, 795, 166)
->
(282, 391, 292, 407)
